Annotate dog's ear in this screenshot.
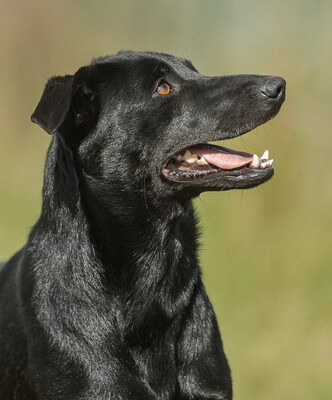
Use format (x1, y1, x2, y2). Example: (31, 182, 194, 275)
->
(31, 66, 99, 136)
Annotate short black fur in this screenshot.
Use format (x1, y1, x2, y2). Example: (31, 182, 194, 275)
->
(0, 51, 285, 399)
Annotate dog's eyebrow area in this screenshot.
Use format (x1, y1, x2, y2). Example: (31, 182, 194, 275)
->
(155, 64, 171, 75)
(150, 56, 199, 80)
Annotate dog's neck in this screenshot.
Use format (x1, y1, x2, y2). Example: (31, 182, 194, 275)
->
(30, 136, 200, 339)
(82, 183, 201, 340)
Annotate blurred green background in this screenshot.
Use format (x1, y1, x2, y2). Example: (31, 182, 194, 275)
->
(1, 0, 331, 398)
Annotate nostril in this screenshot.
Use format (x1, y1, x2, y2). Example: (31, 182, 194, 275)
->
(261, 77, 285, 99)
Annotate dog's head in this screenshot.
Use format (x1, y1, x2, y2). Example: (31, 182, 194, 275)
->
(32, 51, 285, 205)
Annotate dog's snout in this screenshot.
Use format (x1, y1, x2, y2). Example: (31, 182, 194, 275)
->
(261, 77, 286, 100)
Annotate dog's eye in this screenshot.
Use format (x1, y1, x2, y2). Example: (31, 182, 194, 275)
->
(156, 81, 172, 95)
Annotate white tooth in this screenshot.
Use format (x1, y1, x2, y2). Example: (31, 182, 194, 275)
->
(182, 150, 192, 160)
(268, 159, 274, 167)
(261, 150, 269, 160)
(261, 149, 269, 160)
(186, 154, 199, 164)
(197, 156, 209, 165)
(175, 154, 183, 161)
(250, 154, 260, 168)
(260, 160, 269, 168)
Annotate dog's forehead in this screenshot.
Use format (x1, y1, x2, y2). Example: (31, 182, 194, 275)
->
(91, 51, 198, 78)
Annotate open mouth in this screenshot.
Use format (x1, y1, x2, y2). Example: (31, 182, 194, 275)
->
(162, 143, 274, 182)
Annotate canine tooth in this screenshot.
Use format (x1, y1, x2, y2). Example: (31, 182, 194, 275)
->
(197, 156, 209, 165)
(261, 149, 269, 160)
(182, 150, 193, 160)
(250, 154, 260, 168)
(268, 159, 274, 167)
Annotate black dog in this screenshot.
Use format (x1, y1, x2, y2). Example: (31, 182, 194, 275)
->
(0, 51, 285, 399)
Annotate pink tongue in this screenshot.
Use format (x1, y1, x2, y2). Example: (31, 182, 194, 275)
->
(190, 146, 253, 170)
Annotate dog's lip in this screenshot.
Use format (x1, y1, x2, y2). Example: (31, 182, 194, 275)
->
(162, 160, 274, 184)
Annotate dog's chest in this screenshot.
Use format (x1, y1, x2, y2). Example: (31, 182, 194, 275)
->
(129, 336, 179, 398)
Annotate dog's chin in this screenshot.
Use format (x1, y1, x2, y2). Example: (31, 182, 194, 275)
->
(161, 142, 274, 192)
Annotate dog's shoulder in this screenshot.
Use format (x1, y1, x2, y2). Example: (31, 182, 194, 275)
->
(0, 247, 26, 283)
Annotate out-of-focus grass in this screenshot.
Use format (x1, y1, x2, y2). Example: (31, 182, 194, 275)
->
(1, 1, 332, 398)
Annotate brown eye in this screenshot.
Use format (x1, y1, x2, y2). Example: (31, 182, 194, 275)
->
(156, 81, 172, 95)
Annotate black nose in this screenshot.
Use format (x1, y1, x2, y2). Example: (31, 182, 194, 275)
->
(261, 77, 286, 99)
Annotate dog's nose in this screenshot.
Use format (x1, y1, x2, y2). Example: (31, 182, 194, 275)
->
(261, 77, 286, 100)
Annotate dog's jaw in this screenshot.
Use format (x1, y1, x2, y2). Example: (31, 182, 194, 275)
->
(162, 143, 275, 189)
